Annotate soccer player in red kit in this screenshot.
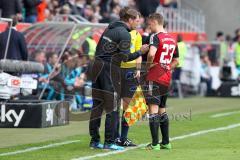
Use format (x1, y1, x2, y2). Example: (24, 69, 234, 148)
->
(144, 13, 179, 150)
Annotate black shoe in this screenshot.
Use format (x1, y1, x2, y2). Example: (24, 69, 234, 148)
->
(120, 138, 137, 147)
(114, 138, 122, 146)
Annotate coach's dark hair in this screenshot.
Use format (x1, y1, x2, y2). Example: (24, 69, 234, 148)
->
(119, 7, 140, 22)
(148, 13, 164, 25)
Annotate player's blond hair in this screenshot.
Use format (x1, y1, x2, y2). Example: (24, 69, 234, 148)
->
(148, 13, 164, 25)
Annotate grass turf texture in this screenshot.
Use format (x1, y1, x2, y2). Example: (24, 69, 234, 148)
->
(0, 97, 239, 160)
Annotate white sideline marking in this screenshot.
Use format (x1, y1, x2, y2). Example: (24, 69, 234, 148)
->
(210, 111, 240, 118)
(72, 123, 240, 160)
(0, 140, 80, 157)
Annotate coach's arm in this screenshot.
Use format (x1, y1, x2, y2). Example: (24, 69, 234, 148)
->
(117, 30, 149, 62)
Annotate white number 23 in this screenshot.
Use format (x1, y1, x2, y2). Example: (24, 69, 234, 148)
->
(160, 44, 176, 64)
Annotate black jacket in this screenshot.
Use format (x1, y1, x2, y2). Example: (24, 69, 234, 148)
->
(0, 28, 28, 60)
(95, 21, 142, 65)
(0, 0, 22, 18)
(23, 0, 41, 16)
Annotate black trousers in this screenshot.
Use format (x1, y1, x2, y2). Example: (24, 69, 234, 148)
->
(89, 60, 121, 144)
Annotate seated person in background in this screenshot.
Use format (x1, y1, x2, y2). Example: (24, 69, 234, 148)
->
(200, 54, 212, 96)
(41, 52, 59, 100)
(56, 50, 86, 110)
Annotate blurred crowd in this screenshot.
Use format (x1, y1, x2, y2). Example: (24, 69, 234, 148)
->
(192, 28, 240, 96)
(29, 49, 92, 110)
(0, 0, 179, 23)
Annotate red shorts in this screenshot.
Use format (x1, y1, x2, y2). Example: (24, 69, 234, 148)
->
(146, 64, 171, 87)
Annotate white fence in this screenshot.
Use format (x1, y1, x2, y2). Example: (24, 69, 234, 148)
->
(157, 6, 205, 33)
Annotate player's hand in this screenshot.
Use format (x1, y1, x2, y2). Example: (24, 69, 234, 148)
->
(140, 44, 149, 54)
(134, 70, 141, 81)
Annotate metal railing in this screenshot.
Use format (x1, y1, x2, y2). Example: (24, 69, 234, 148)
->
(23, 22, 107, 54)
(52, 14, 89, 23)
(156, 6, 205, 33)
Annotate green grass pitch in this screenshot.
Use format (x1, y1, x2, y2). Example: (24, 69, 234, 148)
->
(0, 97, 240, 160)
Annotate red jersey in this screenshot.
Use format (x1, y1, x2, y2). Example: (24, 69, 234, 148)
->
(146, 32, 179, 86)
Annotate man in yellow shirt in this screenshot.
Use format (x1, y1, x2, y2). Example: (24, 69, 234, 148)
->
(116, 27, 143, 147)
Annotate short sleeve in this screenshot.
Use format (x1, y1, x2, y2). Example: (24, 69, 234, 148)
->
(149, 34, 159, 48)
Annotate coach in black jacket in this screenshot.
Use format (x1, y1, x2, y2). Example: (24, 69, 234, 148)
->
(0, 17, 28, 60)
(89, 7, 149, 150)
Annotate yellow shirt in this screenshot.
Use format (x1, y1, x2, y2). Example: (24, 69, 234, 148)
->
(121, 30, 142, 68)
(177, 41, 187, 67)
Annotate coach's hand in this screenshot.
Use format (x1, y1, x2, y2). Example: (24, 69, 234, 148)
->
(140, 44, 149, 54)
(134, 70, 141, 81)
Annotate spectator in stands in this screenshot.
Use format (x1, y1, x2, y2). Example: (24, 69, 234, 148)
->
(23, 0, 42, 23)
(99, 0, 110, 15)
(216, 31, 227, 65)
(99, 12, 111, 23)
(109, 3, 121, 22)
(233, 28, 240, 42)
(59, 0, 68, 6)
(92, 4, 102, 22)
(32, 50, 47, 64)
(37, 0, 48, 22)
(0, 16, 28, 61)
(0, 0, 23, 19)
(223, 35, 239, 80)
(225, 35, 235, 63)
(38, 52, 59, 100)
(65, 55, 86, 109)
(200, 54, 212, 96)
(60, 4, 72, 15)
(69, 0, 86, 16)
(46, 52, 58, 71)
(83, 5, 95, 21)
(137, 0, 160, 17)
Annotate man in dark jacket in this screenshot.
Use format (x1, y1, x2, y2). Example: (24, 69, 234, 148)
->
(0, 17, 28, 60)
(23, 0, 42, 23)
(0, 0, 22, 18)
(88, 7, 149, 150)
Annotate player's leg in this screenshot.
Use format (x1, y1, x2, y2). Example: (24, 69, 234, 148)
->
(158, 95, 172, 149)
(144, 81, 161, 150)
(149, 104, 160, 146)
